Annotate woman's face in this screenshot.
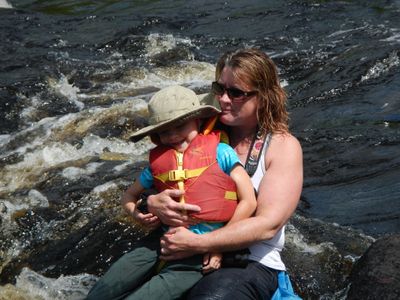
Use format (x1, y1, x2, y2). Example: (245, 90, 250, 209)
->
(216, 66, 259, 128)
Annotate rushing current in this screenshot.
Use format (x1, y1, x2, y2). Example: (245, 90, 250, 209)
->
(0, 0, 399, 299)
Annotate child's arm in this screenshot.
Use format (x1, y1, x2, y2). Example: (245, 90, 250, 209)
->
(122, 180, 161, 230)
(226, 164, 257, 224)
(203, 164, 257, 273)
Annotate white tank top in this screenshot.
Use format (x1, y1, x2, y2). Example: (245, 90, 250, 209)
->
(248, 134, 286, 271)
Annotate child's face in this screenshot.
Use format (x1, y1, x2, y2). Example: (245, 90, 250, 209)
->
(158, 119, 199, 152)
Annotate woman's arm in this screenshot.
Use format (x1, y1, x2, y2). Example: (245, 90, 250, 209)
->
(122, 180, 161, 230)
(146, 160, 257, 227)
(160, 134, 303, 259)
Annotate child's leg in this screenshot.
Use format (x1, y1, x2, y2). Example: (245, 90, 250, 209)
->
(124, 255, 204, 300)
(86, 230, 162, 300)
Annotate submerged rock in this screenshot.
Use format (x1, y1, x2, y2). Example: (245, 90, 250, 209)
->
(347, 234, 400, 299)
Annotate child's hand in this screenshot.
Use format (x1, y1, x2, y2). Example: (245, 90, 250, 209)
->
(202, 252, 222, 274)
(132, 210, 161, 230)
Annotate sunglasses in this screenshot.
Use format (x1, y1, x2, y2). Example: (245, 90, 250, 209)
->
(211, 81, 257, 102)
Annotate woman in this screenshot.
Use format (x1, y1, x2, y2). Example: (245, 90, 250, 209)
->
(147, 48, 303, 299)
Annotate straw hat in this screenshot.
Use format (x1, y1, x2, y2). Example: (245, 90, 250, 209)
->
(130, 86, 220, 142)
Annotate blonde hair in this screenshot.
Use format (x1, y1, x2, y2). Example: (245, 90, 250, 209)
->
(215, 48, 289, 135)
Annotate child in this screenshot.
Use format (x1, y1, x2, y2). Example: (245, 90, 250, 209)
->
(86, 85, 256, 300)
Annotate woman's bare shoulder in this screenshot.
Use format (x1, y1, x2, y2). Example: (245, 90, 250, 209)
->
(271, 132, 301, 148)
(266, 132, 302, 164)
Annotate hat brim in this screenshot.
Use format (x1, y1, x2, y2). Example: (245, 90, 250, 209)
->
(130, 103, 220, 142)
(198, 93, 220, 109)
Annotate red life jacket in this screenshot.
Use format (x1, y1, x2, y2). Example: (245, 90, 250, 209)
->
(150, 131, 238, 222)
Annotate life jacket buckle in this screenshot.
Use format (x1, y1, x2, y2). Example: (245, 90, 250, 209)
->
(168, 169, 187, 181)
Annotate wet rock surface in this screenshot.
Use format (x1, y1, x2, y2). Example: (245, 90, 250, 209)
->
(1, 208, 375, 299)
(347, 234, 400, 299)
(283, 215, 374, 298)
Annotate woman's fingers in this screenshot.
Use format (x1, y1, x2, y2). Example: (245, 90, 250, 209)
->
(159, 227, 199, 260)
(180, 203, 201, 214)
(147, 189, 201, 226)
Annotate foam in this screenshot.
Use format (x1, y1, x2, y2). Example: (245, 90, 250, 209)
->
(145, 33, 194, 58)
(113, 161, 132, 172)
(361, 51, 400, 82)
(103, 60, 215, 93)
(0, 200, 29, 221)
(1, 97, 153, 193)
(0, 134, 11, 148)
(15, 267, 97, 300)
(1, 135, 149, 193)
(0, 0, 12, 8)
(28, 189, 50, 208)
(50, 74, 84, 110)
(286, 223, 332, 255)
(92, 181, 118, 194)
(62, 162, 103, 181)
(327, 26, 368, 38)
(381, 32, 400, 43)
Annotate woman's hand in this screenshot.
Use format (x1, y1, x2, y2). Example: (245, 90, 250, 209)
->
(159, 226, 202, 260)
(147, 189, 201, 227)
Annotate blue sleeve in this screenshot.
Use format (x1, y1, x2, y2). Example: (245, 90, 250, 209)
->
(216, 143, 241, 174)
(138, 166, 153, 189)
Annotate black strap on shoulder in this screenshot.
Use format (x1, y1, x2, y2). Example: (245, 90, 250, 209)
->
(244, 128, 270, 177)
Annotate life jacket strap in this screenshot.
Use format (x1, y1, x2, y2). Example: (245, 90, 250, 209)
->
(154, 166, 209, 182)
(176, 152, 185, 204)
(154, 166, 237, 201)
(224, 191, 237, 200)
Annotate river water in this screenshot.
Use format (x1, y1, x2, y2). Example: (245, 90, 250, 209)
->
(0, 0, 399, 299)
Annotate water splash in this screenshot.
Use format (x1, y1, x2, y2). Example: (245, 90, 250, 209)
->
(361, 51, 400, 81)
(49, 75, 84, 110)
(103, 60, 215, 93)
(13, 267, 96, 300)
(0, 0, 12, 9)
(286, 223, 334, 255)
(61, 162, 104, 181)
(145, 33, 194, 59)
(0, 98, 151, 194)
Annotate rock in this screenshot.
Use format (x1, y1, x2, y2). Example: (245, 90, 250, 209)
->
(347, 234, 400, 299)
(282, 214, 373, 298)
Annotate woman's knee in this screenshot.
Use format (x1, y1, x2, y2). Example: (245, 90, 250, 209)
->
(188, 268, 244, 299)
